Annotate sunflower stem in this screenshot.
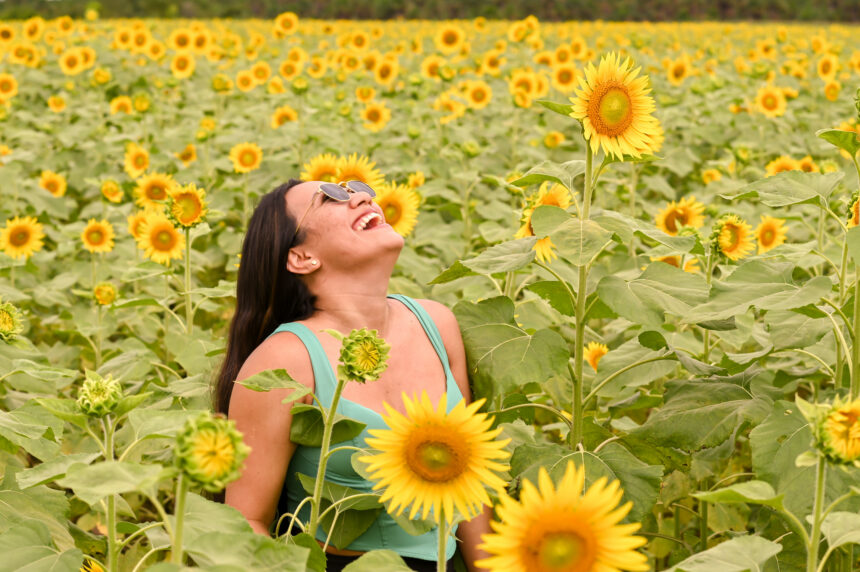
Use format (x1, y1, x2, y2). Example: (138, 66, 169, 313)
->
(837, 238, 850, 388)
(307, 375, 348, 540)
(242, 172, 249, 231)
(852, 266, 860, 400)
(570, 144, 593, 450)
(172, 473, 188, 565)
(807, 454, 826, 572)
(437, 509, 447, 572)
(628, 162, 639, 257)
(95, 305, 103, 370)
(104, 416, 118, 572)
(184, 227, 193, 336)
(702, 252, 715, 362)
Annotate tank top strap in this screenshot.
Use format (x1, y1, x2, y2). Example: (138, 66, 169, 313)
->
(267, 322, 338, 408)
(386, 294, 453, 375)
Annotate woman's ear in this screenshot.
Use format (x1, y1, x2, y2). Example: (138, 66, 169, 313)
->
(287, 248, 319, 274)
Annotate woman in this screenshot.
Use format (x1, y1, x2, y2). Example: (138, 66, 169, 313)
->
(214, 179, 492, 571)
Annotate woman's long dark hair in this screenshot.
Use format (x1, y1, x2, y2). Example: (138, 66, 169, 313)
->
(213, 179, 317, 415)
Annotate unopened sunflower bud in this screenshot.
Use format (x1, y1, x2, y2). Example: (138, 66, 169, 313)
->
(77, 371, 123, 417)
(324, 327, 391, 384)
(175, 412, 251, 492)
(0, 299, 23, 343)
(93, 282, 117, 306)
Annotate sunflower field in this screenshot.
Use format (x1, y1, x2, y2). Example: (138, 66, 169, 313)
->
(2, 9, 860, 572)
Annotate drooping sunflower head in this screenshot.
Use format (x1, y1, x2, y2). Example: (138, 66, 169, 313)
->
(702, 168, 722, 185)
(477, 460, 648, 572)
(324, 327, 391, 384)
(93, 281, 117, 306)
(80, 218, 116, 254)
(569, 52, 662, 160)
(167, 182, 208, 228)
(755, 215, 787, 254)
(536, 181, 573, 210)
(373, 181, 420, 237)
(360, 392, 511, 524)
(300, 153, 340, 183)
(336, 153, 385, 189)
(175, 411, 251, 492)
(77, 371, 123, 418)
(819, 397, 860, 465)
(0, 215, 45, 260)
(229, 142, 263, 174)
(110, 95, 133, 115)
(134, 172, 173, 211)
(0, 298, 24, 343)
(175, 144, 197, 166)
(100, 180, 123, 203)
(711, 214, 754, 262)
(584, 341, 609, 371)
(137, 212, 185, 266)
(655, 196, 705, 236)
(270, 104, 298, 129)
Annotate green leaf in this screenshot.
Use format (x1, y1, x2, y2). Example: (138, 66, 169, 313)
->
(112, 392, 152, 418)
(0, 479, 75, 552)
(526, 280, 575, 316)
(55, 461, 165, 505)
(342, 550, 413, 571)
(428, 260, 477, 285)
(666, 534, 782, 571)
(821, 511, 860, 551)
(847, 225, 860, 266)
(186, 531, 309, 572)
(535, 99, 575, 117)
(530, 205, 571, 237)
(596, 210, 701, 255)
(509, 159, 586, 192)
(692, 480, 785, 510)
(588, 339, 675, 399)
(290, 404, 367, 447)
(720, 171, 844, 208)
(632, 380, 772, 451)
(460, 237, 537, 274)
(816, 128, 860, 157)
(127, 409, 200, 441)
(235, 369, 311, 403)
(35, 398, 88, 429)
(296, 473, 382, 511)
(551, 218, 613, 267)
(287, 532, 326, 572)
(16, 453, 102, 489)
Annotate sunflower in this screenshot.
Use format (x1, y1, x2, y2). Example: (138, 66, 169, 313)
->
(79, 219, 115, 254)
(355, 86, 376, 103)
(0, 298, 24, 342)
(480, 50, 505, 77)
(127, 211, 148, 242)
(702, 168, 721, 185)
(171, 53, 195, 79)
(407, 171, 425, 189)
(374, 58, 398, 87)
(667, 56, 691, 86)
(175, 412, 251, 493)
(80, 559, 105, 572)
(713, 214, 754, 261)
(168, 28, 192, 51)
(278, 59, 302, 80)
(584, 341, 609, 371)
(110, 96, 133, 115)
(236, 70, 256, 92)
(373, 181, 420, 237)
(824, 81, 841, 102)
(137, 212, 184, 265)
(336, 153, 385, 189)
(0, 216, 45, 260)
(544, 131, 565, 148)
(306, 56, 327, 79)
(134, 173, 173, 210)
(755, 215, 787, 254)
(361, 101, 392, 133)
(821, 398, 860, 464)
(652, 255, 699, 273)
(435, 25, 465, 56)
(655, 196, 705, 236)
(301, 153, 339, 183)
(550, 63, 578, 94)
(58, 48, 84, 76)
(765, 155, 799, 176)
(433, 92, 467, 125)
(359, 392, 510, 525)
(465, 80, 493, 109)
(0, 74, 18, 99)
(817, 53, 839, 82)
(797, 155, 819, 173)
(229, 142, 263, 174)
(569, 52, 662, 160)
(476, 460, 648, 572)
(421, 54, 446, 80)
(93, 282, 117, 306)
(270, 105, 298, 129)
(754, 86, 787, 118)
(100, 180, 123, 203)
(40, 170, 67, 197)
(273, 11, 299, 38)
(251, 60, 271, 84)
(124, 143, 149, 178)
(175, 144, 197, 167)
(168, 182, 207, 228)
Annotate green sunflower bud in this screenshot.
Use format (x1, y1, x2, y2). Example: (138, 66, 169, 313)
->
(77, 371, 123, 417)
(175, 411, 251, 492)
(291, 77, 309, 95)
(461, 140, 481, 158)
(0, 298, 24, 343)
(324, 327, 391, 384)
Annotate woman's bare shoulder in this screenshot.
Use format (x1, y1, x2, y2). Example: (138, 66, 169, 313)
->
(413, 298, 459, 334)
(235, 329, 315, 394)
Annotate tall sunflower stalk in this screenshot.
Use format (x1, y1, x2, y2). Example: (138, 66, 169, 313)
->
(305, 328, 390, 540)
(166, 182, 207, 336)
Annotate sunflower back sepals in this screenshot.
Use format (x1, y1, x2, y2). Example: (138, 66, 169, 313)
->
(324, 327, 391, 384)
(0, 298, 24, 342)
(174, 411, 251, 493)
(77, 370, 123, 418)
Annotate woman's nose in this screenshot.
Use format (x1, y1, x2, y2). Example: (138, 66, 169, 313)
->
(349, 190, 373, 207)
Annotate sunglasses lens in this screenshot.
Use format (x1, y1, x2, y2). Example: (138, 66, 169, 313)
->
(345, 180, 376, 198)
(319, 183, 350, 200)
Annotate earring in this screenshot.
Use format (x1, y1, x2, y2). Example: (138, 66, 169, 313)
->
(310, 260, 318, 265)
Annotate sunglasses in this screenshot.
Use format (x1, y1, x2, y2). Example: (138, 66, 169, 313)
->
(291, 180, 377, 241)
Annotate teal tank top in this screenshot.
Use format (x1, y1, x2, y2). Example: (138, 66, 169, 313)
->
(266, 294, 463, 560)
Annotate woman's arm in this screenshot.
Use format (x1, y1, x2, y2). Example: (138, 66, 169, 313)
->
(225, 333, 314, 536)
(419, 300, 492, 571)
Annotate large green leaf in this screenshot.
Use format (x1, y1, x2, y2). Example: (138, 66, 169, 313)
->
(509, 159, 586, 192)
(185, 531, 309, 572)
(596, 210, 701, 255)
(535, 99, 575, 117)
(530, 205, 572, 237)
(821, 512, 860, 551)
(666, 534, 782, 571)
(462, 237, 537, 274)
(846, 225, 860, 266)
(552, 218, 614, 267)
(290, 404, 367, 447)
(16, 452, 102, 490)
(342, 550, 413, 571)
(127, 408, 201, 441)
(632, 380, 772, 451)
(234, 368, 311, 403)
(55, 461, 165, 505)
(296, 473, 382, 511)
(692, 480, 785, 510)
(816, 128, 860, 157)
(453, 297, 570, 399)
(720, 171, 844, 207)
(0, 408, 61, 461)
(683, 261, 833, 323)
(587, 338, 675, 399)
(526, 280, 575, 316)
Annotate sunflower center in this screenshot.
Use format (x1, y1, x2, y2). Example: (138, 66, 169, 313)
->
(558, 70, 572, 84)
(723, 225, 740, 249)
(472, 89, 486, 102)
(383, 203, 401, 224)
(192, 430, 235, 478)
(595, 87, 632, 133)
(0, 80, 11, 93)
(0, 310, 13, 331)
(537, 532, 587, 571)
(367, 109, 381, 122)
(443, 31, 457, 45)
(664, 208, 684, 233)
(87, 230, 104, 244)
(355, 340, 381, 371)
(762, 95, 777, 110)
(134, 154, 146, 168)
(762, 229, 774, 244)
(155, 229, 176, 250)
(11, 229, 30, 246)
(408, 439, 464, 482)
(148, 185, 167, 200)
(45, 181, 58, 193)
(672, 64, 685, 79)
(240, 151, 257, 166)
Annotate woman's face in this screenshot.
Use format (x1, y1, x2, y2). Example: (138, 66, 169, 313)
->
(285, 180, 404, 269)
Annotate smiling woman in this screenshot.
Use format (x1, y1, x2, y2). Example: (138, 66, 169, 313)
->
(213, 179, 492, 571)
